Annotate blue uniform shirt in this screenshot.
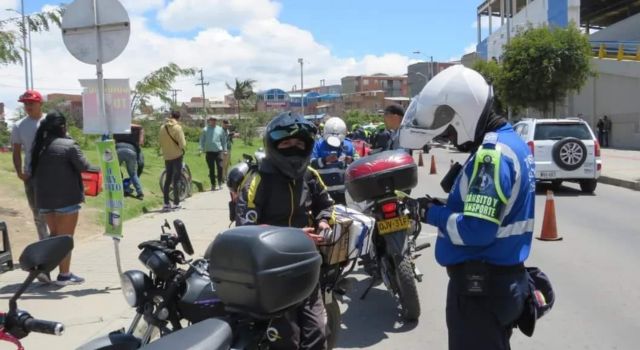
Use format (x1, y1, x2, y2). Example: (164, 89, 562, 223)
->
(427, 123, 536, 266)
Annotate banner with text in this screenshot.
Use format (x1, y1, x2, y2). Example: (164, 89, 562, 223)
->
(81, 79, 131, 134)
(97, 140, 124, 238)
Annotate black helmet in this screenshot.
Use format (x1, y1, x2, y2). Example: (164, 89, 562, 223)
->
(264, 111, 317, 179)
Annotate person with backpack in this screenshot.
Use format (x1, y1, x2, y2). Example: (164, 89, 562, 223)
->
(234, 111, 334, 350)
(159, 111, 186, 211)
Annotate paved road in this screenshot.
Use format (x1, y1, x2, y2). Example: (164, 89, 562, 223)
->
(336, 148, 640, 350)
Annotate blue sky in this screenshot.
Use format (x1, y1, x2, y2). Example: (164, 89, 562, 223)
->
(0, 0, 488, 114)
(25, 0, 482, 62)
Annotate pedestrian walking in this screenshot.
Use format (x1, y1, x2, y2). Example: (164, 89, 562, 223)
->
(31, 112, 95, 285)
(199, 117, 227, 191)
(159, 111, 186, 211)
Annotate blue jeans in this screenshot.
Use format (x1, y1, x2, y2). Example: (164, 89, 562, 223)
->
(119, 148, 143, 195)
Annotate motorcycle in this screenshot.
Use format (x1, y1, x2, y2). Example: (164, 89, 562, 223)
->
(0, 236, 71, 349)
(79, 219, 225, 349)
(345, 149, 430, 321)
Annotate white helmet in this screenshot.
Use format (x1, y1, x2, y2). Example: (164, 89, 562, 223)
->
(399, 65, 494, 150)
(323, 117, 347, 148)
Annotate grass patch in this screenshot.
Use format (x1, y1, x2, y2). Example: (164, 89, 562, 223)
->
(0, 138, 262, 225)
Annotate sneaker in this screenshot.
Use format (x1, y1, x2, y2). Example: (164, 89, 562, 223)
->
(135, 193, 144, 200)
(172, 204, 182, 210)
(36, 272, 51, 283)
(162, 204, 172, 212)
(217, 185, 223, 191)
(56, 273, 85, 286)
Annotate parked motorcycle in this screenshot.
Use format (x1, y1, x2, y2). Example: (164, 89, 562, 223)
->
(0, 236, 72, 349)
(78, 219, 224, 349)
(345, 149, 430, 321)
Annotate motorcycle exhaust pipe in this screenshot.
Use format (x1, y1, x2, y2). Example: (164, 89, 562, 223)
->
(415, 242, 431, 251)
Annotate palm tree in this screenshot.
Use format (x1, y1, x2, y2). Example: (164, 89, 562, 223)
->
(225, 78, 256, 119)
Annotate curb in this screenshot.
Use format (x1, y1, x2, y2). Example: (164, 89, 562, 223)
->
(598, 176, 640, 191)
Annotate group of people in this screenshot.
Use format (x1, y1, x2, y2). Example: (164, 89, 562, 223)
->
(157, 111, 236, 211)
(10, 64, 541, 349)
(11, 90, 94, 285)
(230, 65, 539, 350)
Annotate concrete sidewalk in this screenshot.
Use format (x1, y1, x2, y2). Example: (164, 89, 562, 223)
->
(0, 188, 233, 349)
(599, 148, 640, 191)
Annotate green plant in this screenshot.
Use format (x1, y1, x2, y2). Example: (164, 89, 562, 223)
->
(0, 120, 10, 146)
(472, 59, 507, 115)
(342, 110, 380, 130)
(0, 7, 63, 65)
(500, 24, 593, 116)
(131, 63, 197, 116)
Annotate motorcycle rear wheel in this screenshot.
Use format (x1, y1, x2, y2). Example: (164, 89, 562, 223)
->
(395, 257, 421, 322)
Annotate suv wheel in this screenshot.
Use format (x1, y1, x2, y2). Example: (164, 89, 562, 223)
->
(552, 137, 587, 171)
(580, 179, 597, 193)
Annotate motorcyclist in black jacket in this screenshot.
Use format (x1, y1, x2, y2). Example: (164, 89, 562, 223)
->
(235, 111, 334, 350)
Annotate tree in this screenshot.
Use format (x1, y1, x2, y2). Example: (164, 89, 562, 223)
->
(130, 63, 197, 116)
(0, 8, 63, 65)
(499, 24, 593, 116)
(472, 59, 507, 115)
(225, 78, 256, 119)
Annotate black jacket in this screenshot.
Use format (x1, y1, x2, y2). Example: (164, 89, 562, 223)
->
(34, 138, 92, 210)
(235, 158, 335, 228)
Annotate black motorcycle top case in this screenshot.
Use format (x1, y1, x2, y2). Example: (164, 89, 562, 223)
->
(207, 226, 322, 316)
(345, 150, 418, 202)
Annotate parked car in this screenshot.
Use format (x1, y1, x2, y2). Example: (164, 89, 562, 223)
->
(513, 117, 601, 193)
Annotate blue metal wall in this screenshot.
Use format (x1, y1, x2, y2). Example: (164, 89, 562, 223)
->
(548, 0, 569, 27)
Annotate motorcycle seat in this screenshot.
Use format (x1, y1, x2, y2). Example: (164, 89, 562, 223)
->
(141, 318, 232, 350)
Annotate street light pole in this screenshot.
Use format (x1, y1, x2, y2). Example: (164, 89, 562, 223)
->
(20, 0, 29, 90)
(298, 58, 304, 115)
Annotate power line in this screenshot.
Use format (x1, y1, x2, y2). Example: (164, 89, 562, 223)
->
(195, 69, 209, 117)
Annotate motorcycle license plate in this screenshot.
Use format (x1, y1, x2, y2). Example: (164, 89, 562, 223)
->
(377, 216, 410, 235)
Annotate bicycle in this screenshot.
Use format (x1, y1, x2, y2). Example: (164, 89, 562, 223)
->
(159, 163, 193, 202)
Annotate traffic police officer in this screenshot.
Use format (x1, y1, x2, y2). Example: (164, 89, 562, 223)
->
(399, 65, 536, 350)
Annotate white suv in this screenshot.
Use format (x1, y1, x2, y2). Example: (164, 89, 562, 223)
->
(513, 118, 602, 193)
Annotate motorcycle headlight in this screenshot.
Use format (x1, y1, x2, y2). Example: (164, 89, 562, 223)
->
(120, 270, 151, 307)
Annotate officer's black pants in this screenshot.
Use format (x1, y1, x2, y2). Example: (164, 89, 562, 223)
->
(446, 271, 529, 350)
(271, 285, 327, 350)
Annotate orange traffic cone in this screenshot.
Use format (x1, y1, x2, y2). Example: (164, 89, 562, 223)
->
(429, 155, 437, 175)
(418, 151, 424, 167)
(537, 190, 563, 241)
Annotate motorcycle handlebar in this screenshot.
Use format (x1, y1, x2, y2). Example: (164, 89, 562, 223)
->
(23, 317, 64, 336)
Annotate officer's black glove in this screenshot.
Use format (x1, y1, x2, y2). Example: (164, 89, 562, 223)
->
(416, 195, 444, 223)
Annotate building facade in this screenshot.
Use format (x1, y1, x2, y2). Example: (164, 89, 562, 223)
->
(341, 74, 408, 97)
(407, 61, 457, 96)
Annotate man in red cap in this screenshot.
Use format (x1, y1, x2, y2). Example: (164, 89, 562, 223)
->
(11, 90, 50, 280)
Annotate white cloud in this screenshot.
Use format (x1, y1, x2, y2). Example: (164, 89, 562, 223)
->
(0, 2, 412, 116)
(120, 0, 164, 14)
(157, 0, 281, 32)
(464, 43, 477, 54)
(472, 16, 503, 30)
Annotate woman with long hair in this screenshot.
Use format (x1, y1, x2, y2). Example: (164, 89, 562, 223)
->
(31, 111, 95, 285)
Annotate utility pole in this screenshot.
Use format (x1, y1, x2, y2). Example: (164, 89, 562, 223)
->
(196, 69, 209, 118)
(170, 89, 182, 106)
(20, 0, 29, 90)
(298, 58, 304, 115)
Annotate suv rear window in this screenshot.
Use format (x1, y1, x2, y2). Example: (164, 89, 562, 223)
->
(534, 123, 592, 140)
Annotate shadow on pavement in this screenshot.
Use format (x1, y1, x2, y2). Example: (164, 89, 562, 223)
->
(336, 273, 418, 349)
(535, 182, 595, 197)
(0, 282, 118, 300)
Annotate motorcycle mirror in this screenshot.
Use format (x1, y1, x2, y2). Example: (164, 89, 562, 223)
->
(173, 219, 194, 255)
(19, 236, 73, 274)
(12, 236, 74, 312)
(161, 219, 171, 234)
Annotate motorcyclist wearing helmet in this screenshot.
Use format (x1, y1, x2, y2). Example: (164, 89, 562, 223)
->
(235, 111, 334, 350)
(310, 117, 358, 205)
(400, 65, 535, 350)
